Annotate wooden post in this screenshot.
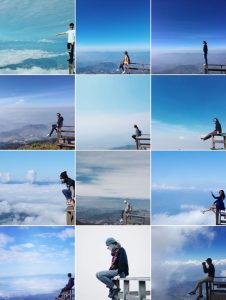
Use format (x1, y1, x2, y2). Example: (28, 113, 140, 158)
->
(123, 280, 130, 300)
(204, 64, 208, 74)
(138, 280, 146, 300)
(66, 206, 74, 225)
(216, 210, 220, 225)
(212, 136, 215, 150)
(224, 136, 226, 149)
(69, 62, 75, 74)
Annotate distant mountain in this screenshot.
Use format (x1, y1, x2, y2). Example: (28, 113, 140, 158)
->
(0, 292, 57, 300)
(77, 62, 119, 74)
(153, 64, 202, 74)
(111, 144, 136, 150)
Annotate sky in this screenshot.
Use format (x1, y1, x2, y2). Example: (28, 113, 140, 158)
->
(76, 75, 150, 149)
(152, 151, 226, 225)
(0, 0, 74, 41)
(0, 151, 74, 225)
(77, 226, 150, 300)
(152, 0, 226, 51)
(76, 0, 150, 50)
(0, 226, 75, 298)
(152, 76, 226, 150)
(152, 226, 226, 299)
(77, 151, 150, 200)
(0, 76, 74, 131)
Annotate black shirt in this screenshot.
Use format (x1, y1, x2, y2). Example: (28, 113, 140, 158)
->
(110, 247, 129, 277)
(215, 121, 222, 133)
(203, 263, 215, 278)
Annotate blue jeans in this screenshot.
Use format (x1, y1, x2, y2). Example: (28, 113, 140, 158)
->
(96, 270, 119, 288)
(62, 189, 72, 200)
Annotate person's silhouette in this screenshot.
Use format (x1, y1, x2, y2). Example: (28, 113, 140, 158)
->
(203, 41, 208, 65)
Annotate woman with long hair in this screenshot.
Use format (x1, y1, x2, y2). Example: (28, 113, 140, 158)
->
(202, 190, 225, 214)
(201, 118, 222, 141)
(119, 51, 131, 74)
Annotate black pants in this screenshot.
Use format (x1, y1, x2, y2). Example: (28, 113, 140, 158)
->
(49, 124, 58, 136)
(203, 130, 218, 141)
(67, 43, 74, 63)
(204, 53, 208, 65)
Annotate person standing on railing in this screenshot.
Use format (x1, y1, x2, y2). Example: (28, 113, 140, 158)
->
(188, 258, 215, 299)
(96, 238, 129, 299)
(47, 113, 64, 137)
(203, 41, 208, 65)
(119, 51, 131, 74)
(201, 118, 222, 141)
(56, 273, 74, 300)
(132, 125, 142, 140)
(60, 171, 75, 208)
(56, 23, 75, 63)
(120, 200, 133, 223)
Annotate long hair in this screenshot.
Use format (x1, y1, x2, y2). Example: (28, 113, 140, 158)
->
(219, 190, 225, 200)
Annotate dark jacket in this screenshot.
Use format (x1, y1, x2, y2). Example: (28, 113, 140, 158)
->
(203, 263, 215, 278)
(212, 193, 225, 211)
(57, 116, 64, 128)
(215, 121, 222, 133)
(65, 277, 74, 290)
(65, 177, 75, 190)
(110, 247, 129, 277)
(203, 44, 208, 54)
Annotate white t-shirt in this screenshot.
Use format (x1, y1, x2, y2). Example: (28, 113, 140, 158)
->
(66, 29, 75, 44)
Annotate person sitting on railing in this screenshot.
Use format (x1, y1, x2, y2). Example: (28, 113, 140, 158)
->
(202, 190, 225, 215)
(119, 51, 131, 74)
(188, 258, 215, 299)
(47, 113, 64, 137)
(60, 171, 75, 208)
(132, 125, 142, 141)
(201, 118, 222, 141)
(56, 273, 74, 300)
(203, 41, 208, 65)
(96, 238, 129, 299)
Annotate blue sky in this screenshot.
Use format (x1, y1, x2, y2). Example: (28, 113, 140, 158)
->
(0, 226, 75, 277)
(77, 0, 150, 50)
(153, 151, 226, 188)
(152, 76, 226, 149)
(0, 0, 74, 41)
(0, 76, 75, 107)
(76, 76, 150, 149)
(0, 151, 74, 182)
(152, 0, 226, 50)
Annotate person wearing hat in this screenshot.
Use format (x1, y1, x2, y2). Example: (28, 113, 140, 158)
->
(47, 113, 64, 137)
(203, 41, 208, 65)
(188, 258, 215, 299)
(56, 23, 75, 63)
(60, 171, 75, 208)
(56, 273, 74, 300)
(96, 238, 129, 299)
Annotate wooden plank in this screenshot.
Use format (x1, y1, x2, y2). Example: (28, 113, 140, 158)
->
(138, 281, 146, 300)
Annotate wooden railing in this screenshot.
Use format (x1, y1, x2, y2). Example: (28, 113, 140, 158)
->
(114, 277, 150, 300)
(127, 63, 150, 73)
(57, 126, 75, 149)
(66, 206, 75, 225)
(122, 211, 149, 225)
(211, 134, 226, 150)
(215, 210, 226, 226)
(204, 64, 226, 74)
(134, 134, 150, 150)
(205, 277, 226, 299)
(61, 288, 75, 300)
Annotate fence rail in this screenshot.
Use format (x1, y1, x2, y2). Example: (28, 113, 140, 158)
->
(114, 277, 150, 300)
(57, 126, 75, 149)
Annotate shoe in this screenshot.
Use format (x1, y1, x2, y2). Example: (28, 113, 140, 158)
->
(108, 288, 113, 298)
(197, 296, 203, 299)
(188, 291, 196, 295)
(47, 134, 50, 137)
(110, 287, 120, 298)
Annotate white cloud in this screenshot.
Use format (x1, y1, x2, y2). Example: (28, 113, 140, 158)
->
(0, 66, 68, 75)
(0, 233, 13, 247)
(152, 227, 215, 298)
(0, 172, 11, 183)
(26, 170, 37, 183)
(77, 152, 150, 200)
(57, 228, 75, 240)
(152, 119, 211, 150)
(77, 112, 150, 150)
(0, 183, 66, 225)
(0, 49, 65, 68)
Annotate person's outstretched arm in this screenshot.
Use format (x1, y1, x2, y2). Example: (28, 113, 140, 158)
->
(211, 192, 218, 199)
(56, 32, 66, 36)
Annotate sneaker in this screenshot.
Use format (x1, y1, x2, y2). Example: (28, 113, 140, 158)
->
(188, 291, 196, 295)
(197, 296, 203, 299)
(110, 287, 120, 298)
(108, 288, 113, 298)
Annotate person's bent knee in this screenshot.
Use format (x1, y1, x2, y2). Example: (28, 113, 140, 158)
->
(96, 271, 101, 279)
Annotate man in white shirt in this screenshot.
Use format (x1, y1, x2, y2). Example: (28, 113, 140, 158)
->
(56, 23, 75, 63)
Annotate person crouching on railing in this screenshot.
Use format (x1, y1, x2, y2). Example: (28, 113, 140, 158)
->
(188, 258, 215, 299)
(132, 125, 142, 140)
(96, 238, 129, 299)
(119, 51, 131, 74)
(201, 118, 222, 141)
(47, 113, 64, 137)
(56, 273, 74, 300)
(60, 171, 75, 208)
(202, 190, 225, 215)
